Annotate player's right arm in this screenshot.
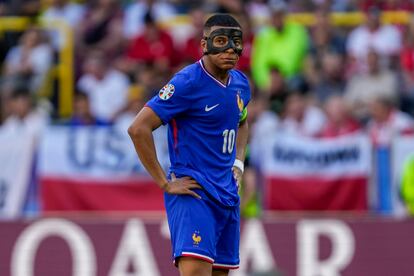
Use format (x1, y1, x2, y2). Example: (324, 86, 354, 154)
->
(128, 107, 202, 198)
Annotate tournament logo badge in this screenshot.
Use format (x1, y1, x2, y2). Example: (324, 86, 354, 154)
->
(158, 84, 175, 100)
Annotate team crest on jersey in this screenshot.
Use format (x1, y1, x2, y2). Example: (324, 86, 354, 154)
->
(158, 84, 175, 100)
(236, 92, 244, 112)
(192, 230, 201, 246)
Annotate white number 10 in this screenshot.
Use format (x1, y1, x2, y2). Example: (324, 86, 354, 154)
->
(222, 129, 236, 154)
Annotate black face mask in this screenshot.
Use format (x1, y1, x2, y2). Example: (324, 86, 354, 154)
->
(204, 28, 243, 56)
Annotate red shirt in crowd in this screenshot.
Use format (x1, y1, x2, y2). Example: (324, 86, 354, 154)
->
(319, 119, 361, 138)
(361, 0, 414, 11)
(181, 35, 203, 63)
(236, 33, 254, 73)
(401, 45, 414, 74)
(126, 29, 175, 66)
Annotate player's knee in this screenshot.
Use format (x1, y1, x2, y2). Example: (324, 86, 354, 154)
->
(212, 268, 230, 276)
(178, 257, 212, 276)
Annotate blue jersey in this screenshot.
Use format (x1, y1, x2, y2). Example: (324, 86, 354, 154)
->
(147, 60, 251, 206)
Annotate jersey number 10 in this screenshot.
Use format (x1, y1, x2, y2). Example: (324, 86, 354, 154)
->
(222, 129, 236, 154)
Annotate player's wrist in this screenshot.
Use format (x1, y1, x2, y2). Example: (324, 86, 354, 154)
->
(233, 159, 244, 174)
(160, 181, 170, 192)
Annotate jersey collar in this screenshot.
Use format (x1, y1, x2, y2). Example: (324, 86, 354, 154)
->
(198, 60, 231, 88)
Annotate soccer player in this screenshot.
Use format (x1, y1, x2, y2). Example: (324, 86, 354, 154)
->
(128, 14, 250, 276)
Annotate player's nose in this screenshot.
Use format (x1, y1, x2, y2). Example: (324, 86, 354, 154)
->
(225, 47, 236, 54)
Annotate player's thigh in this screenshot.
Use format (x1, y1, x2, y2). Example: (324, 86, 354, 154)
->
(165, 191, 217, 263)
(212, 268, 230, 276)
(179, 256, 212, 276)
(214, 206, 240, 269)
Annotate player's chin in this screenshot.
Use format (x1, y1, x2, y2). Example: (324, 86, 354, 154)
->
(219, 60, 237, 70)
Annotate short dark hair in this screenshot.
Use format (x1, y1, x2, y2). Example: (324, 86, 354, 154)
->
(11, 86, 30, 99)
(204, 14, 241, 32)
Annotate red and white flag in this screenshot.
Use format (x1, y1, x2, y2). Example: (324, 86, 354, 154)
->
(38, 126, 169, 211)
(256, 134, 372, 211)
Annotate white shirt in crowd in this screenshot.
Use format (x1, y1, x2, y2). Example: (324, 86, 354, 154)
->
(347, 25, 401, 70)
(249, 110, 280, 165)
(368, 110, 414, 146)
(1, 110, 48, 142)
(5, 44, 53, 91)
(42, 2, 85, 27)
(42, 2, 85, 48)
(345, 70, 398, 107)
(123, 0, 176, 39)
(77, 69, 130, 122)
(281, 106, 327, 137)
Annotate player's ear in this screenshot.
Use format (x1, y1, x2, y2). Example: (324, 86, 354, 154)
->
(201, 38, 208, 55)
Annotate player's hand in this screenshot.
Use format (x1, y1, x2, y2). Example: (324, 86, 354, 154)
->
(232, 166, 243, 191)
(164, 173, 202, 199)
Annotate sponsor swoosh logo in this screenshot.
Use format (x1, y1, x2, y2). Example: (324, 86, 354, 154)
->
(205, 104, 220, 112)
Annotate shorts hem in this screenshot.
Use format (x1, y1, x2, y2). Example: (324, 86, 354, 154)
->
(213, 263, 239, 270)
(174, 251, 215, 265)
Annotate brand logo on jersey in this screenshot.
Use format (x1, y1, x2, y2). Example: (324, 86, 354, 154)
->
(236, 93, 244, 112)
(205, 104, 219, 112)
(192, 231, 202, 245)
(158, 84, 175, 100)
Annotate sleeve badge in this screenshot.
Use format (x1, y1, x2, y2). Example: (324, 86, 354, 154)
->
(158, 84, 175, 100)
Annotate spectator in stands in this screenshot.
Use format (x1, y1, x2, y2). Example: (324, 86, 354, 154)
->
(360, 0, 414, 11)
(304, 10, 345, 88)
(0, 1, 7, 15)
(123, 0, 176, 40)
(180, 6, 205, 63)
(67, 92, 108, 126)
(2, 27, 53, 94)
(1, 86, 47, 138)
(0, 0, 41, 16)
(345, 49, 398, 120)
(113, 84, 146, 132)
(77, 50, 130, 123)
(213, 0, 244, 14)
(319, 95, 361, 137)
(346, 6, 402, 74)
(124, 11, 175, 73)
(399, 18, 414, 116)
(245, 0, 271, 29)
(251, 0, 308, 89)
(280, 90, 326, 137)
(235, 13, 255, 73)
(367, 96, 414, 146)
(41, 0, 85, 49)
(249, 94, 280, 165)
(131, 63, 169, 97)
(42, 0, 84, 27)
(265, 68, 288, 115)
(76, 0, 124, 61)
(311, 52, 346, 103)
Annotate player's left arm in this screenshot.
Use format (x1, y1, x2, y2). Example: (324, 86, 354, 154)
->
(233, 108, 249, 187)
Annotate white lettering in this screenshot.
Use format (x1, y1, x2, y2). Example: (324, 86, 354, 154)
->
(11, 218, 96, 276)
(297, 219, 355, 276)
(109, 219, 160, 276)
(235, 219, 276, 276)
(160, 218, 171, 239)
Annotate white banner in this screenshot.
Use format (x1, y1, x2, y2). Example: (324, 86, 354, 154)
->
(0, 129, 36, 218)
(259, 134, 372, 177)
(39, 126, 170, 179)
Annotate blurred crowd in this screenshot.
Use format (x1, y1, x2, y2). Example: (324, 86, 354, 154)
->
(1, 0, 414, 214)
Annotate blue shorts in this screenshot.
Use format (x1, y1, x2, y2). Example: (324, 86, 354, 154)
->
(164, 189, 240, 270)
